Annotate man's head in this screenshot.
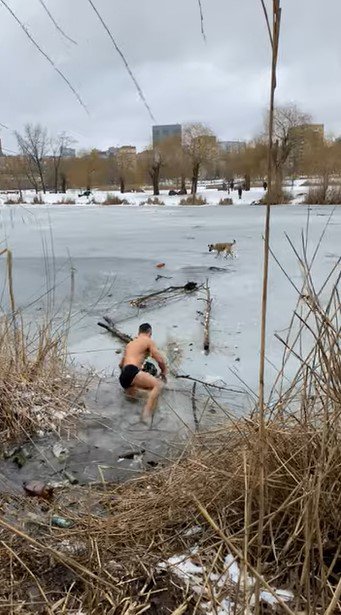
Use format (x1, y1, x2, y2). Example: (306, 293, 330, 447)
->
(139, 323, 152, 337)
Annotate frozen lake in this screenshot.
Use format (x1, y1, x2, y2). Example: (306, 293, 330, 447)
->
(0, 201, 340, 488)
(0, 201, 339, 391)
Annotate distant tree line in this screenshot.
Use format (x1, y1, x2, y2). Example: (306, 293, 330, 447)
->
(1, 105, 340, 198)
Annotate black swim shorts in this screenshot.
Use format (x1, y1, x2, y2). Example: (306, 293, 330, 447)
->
(119, 364, 139, 389)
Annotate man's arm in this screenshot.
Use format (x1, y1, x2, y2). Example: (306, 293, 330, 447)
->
(149, 341, 167, 376)
(118, 349, 126, 370)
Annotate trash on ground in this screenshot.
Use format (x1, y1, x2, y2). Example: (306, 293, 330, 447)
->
(51, 515, 74, 529)
(58, 539, 86, 556)
(118, 448, 146, 461)
(12, 451, 28, 468)
(63, 470, 79, 485)
(158, 549, 295, 614)
(23, 481, 54, 499)
(52, 443, 69, 461)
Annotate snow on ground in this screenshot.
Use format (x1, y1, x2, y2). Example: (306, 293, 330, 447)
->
(158, 546, 294, 614)
(0, 184, 267, 208)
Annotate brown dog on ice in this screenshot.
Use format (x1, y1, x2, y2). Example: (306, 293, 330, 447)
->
(208, 240, 236, 257)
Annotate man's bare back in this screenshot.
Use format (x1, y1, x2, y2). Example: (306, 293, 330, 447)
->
(122, 337, 154, 370)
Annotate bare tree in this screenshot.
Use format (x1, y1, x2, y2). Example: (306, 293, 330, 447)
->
(1, 155, 26, 197)
(50, 133, 74, 193)
(265, 103, 311, 198)
(111, 148, 137, 193)
(16, 124, 48, 193)
(154, 136, 189, 192)
(148, 149, 163, 195)
(183, 123, 217, 194)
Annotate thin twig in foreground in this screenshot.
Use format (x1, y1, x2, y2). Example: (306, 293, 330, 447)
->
(259, 0, 273, 47)
(197, 0, 207, 42)
(37, 0, 77, 45)
(87, 0, 155, 122)
(0, 0, 87, 113)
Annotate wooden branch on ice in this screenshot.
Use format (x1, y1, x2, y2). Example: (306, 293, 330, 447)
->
(97, 316, 132, 343)
(203, 280, 212, 354)
(130, 281, 200, 309)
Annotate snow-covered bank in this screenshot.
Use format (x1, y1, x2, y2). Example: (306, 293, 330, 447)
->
(0, 179, 310, 209)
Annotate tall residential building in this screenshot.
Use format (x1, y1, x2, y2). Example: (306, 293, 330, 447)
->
(152, 124, 182, 147)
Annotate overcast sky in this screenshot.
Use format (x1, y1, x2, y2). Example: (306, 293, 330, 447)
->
(1, 0, 341, 153)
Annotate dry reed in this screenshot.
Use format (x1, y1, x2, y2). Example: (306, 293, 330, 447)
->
(0, 250, 85, 446)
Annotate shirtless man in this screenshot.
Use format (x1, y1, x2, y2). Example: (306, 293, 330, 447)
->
(119, 323, 167, 422)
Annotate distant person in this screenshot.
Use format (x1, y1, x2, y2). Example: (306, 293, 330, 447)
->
(118, 323, 167, 423)
(238, 186, 243, 200)
(229, 179, 234, 191)
(263, 180, 268, 191)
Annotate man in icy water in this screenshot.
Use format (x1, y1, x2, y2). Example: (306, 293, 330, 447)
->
(119, 323, 167, 423)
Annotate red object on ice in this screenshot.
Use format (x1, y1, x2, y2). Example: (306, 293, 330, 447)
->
(156, 263, 165, 268)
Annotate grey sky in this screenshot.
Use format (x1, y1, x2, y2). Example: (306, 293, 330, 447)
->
(1, 0, 341, 153)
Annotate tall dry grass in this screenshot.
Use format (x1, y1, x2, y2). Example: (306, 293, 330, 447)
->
(0, 249, 83, 445)
(305, 185, 341, 205)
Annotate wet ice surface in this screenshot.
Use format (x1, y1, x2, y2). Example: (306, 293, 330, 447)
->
(0, 201, 340, 489)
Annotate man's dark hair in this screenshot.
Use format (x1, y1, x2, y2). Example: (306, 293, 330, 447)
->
(139, 323, 152, 334)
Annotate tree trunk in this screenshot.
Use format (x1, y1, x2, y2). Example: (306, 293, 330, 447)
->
(120, 177, 125, 193)
(149, 163, 161, 196)
(274, 165, 283, 201)
(152, 167, 160, 195)
(244, 173, 251, 191)
(180, 175, 186, 193)
(322, 172, 329, 202)
(54, 167, 59, 194)
(37, 161, 46, 194)
(191, 162, 200, 194)
(61, 174, 67, 193)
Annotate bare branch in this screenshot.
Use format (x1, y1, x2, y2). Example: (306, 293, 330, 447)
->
(0, 121, 9, 129)
(87, 0, 155, 122)
(197, 0, 207, 42)
(259, 0, 273, 47)
(0, 0, 88, 114)
(37, 0, 77, 45)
